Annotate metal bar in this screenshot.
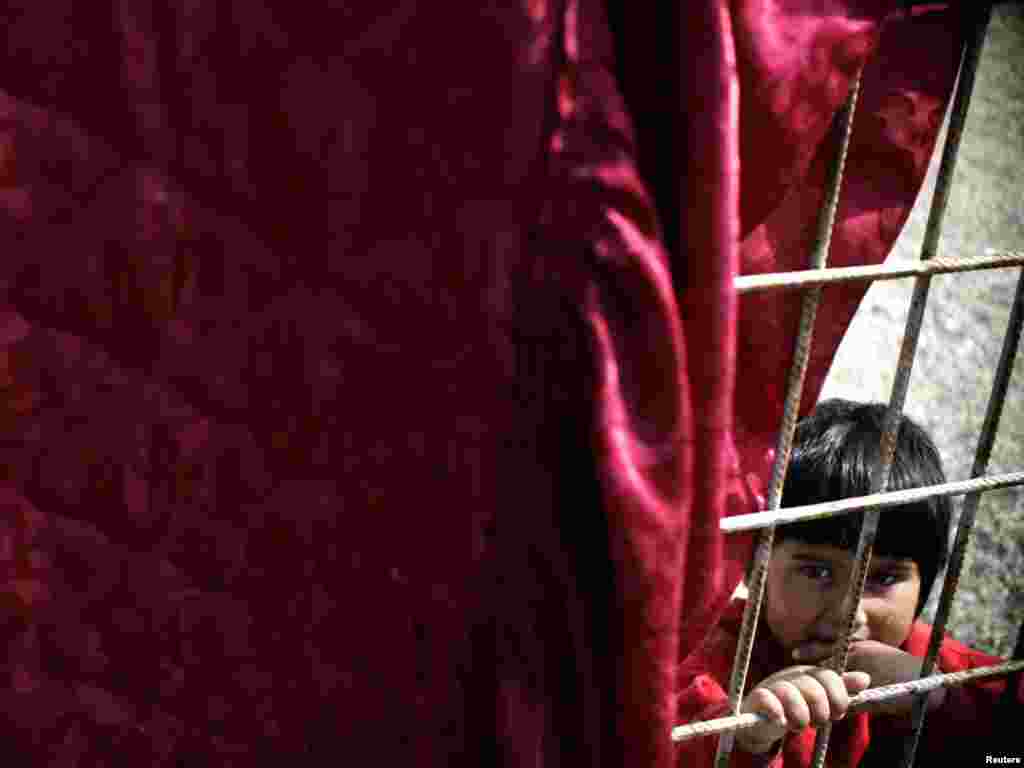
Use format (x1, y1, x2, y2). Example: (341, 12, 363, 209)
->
(810, 7, 993, 764)
(734, 251, 1023, 294)
(720, 470, 1024, 533)
(671, 660, 1024, 743)
(901, 265, 1024, 765)
(809, 253, 929, 764)
(713, 70, 864, 768)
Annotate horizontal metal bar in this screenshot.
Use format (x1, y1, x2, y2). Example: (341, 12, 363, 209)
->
(735, 251, 1023, 294)
(671, 660, 1024, 743)
(721, 471, 1024, 533)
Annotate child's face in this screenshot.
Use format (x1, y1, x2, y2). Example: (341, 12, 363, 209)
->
(763, 539, 921, 664)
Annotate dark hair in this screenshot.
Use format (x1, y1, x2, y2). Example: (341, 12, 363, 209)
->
(778, 399, 951, 616)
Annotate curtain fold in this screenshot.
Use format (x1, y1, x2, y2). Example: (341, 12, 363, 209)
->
(0, 1, 966, 764)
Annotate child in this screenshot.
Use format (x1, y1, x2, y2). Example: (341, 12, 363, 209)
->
(675, 399, 1016, 767)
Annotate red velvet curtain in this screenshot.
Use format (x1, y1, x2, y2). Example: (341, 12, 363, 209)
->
(0, 1, 963, 765)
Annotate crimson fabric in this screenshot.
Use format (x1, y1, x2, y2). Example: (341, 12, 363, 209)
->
(675, 600, 1019, 768)
(0, 1, 965, 765)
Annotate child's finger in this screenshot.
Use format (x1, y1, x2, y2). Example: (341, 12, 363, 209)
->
(841, 670, 871, 695)
(738, 689, 788, 754)
(807, 669, 852, 720)
(745, 687, 787, 727)
(771, 680, 812, 731)
(780, 675, 832, 726)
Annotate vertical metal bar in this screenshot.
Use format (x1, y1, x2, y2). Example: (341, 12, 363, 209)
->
(808, 255, 922, 768)
(811, 7, 993, 765)
(713, 71, 863, 768)
(901, 266, 1022, 766)
(896, 6, 997, 765)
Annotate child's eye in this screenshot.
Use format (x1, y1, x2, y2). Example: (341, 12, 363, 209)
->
(867, 572, 900, 588)
(797, 564, 832, 582)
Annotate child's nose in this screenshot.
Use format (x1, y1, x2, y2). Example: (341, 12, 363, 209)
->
(824, 588, 869, 637)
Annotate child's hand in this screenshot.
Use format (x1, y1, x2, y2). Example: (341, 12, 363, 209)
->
(736, 666, 871, 754)
(846, 640, 946, 715)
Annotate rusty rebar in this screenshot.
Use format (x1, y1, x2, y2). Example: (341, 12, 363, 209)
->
(720, 470, 1024, 533)
(734, 251, 1023, 294)
(714, 71, 864, 768)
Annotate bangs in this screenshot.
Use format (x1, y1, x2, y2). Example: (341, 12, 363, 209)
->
(779, 502, 943, 564)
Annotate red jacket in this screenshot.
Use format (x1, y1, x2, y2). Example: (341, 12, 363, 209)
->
(675, 599, 1015, 767)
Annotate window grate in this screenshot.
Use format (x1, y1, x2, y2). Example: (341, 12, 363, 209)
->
(676, 4, 1024, 766)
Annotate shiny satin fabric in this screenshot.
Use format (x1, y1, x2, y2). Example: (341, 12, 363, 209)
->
(0, 1, 963, 765)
